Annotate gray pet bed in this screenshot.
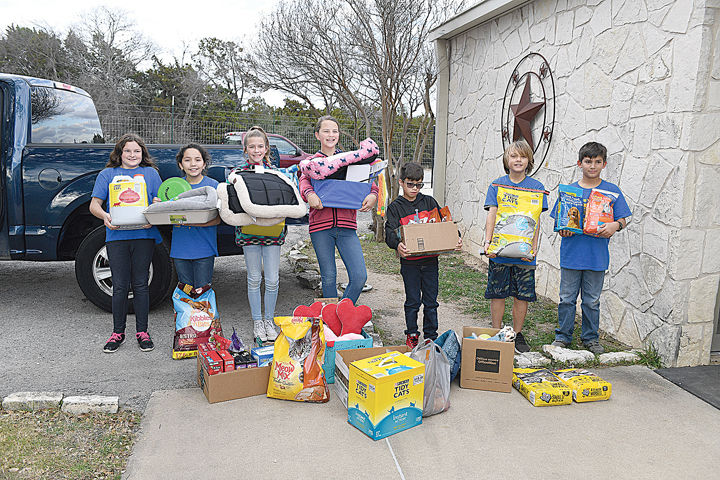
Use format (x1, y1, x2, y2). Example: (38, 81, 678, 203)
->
(143, 186, 219, 225)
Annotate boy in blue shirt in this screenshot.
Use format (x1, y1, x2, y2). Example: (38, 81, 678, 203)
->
(550, 142, 631, 354)
(484, 140, 548, 353)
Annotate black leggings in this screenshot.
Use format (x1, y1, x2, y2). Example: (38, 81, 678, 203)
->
(106, 239, 154, 334)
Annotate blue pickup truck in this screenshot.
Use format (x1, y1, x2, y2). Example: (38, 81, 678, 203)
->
(0, 73, 282, 311)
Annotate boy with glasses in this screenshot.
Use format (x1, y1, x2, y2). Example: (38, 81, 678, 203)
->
(385, 162, 462, 348)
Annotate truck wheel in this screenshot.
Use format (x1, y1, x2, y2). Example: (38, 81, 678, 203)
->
(74, 227, 175, 312)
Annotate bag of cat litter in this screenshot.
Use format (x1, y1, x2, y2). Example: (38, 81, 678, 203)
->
(486, 184, 547, 259)
(267, 316, 330, 403)
(512, 368, 572, 406)
(554, 184, 584, 234)
(553, 368, 612, 402)
(583, 188, 617, 237)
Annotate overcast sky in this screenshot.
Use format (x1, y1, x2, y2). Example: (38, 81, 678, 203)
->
(1, 0, 285, 103)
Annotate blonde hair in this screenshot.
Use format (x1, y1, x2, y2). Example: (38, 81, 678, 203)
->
(243, 126, 271, 164)
(502, 140, 534, 174)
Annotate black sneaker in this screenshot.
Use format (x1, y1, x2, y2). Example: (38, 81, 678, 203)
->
(514, 331, 530, 354)
(136, 331, 154, 352)
(103, 333, 125, 353)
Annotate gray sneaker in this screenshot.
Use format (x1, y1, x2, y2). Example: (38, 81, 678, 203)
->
(551, 340, 569, 348)
(263, 318, 278, 342)
(254, 320, 267, 343)
(583, 340, 605, 355)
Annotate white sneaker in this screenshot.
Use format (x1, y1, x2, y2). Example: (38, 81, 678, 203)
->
(254, 320, 267, 342)
(264, 318, 278, 342)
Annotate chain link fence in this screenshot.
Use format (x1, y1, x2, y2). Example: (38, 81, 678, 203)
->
(96, 106, 435, 169)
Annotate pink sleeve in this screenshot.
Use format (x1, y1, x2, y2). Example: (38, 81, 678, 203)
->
(370, 179, 379, 196)
(299, 173, 315, 202)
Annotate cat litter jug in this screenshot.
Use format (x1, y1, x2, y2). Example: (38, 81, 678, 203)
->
(109, 174, 148, 226)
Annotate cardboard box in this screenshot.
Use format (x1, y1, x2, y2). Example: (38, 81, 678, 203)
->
(199, 350, 223, 376)
(334, 346, 411, 408)
(400, 221, 458, 255)
(197, 354, 271, 404)
(348, 350, 424, 440)
(218, 350, 235, 372)
(460, 327, 514, 393)
(513, 368, 572, 406)
(324, 331, 373, 384)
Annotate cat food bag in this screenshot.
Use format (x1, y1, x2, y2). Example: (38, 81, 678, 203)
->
(267, 316, 330, 403)
(553, 368, 612, 402)
(554, 184, 584, 234)
(583, 188, 617, 236)
(172, 283, 222, 359)
(486, 184, 546, 259)
(512, 368, 572, 406)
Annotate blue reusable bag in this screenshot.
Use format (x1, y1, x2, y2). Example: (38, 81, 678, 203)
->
(435, 329, 461, 381)
(311, 178, 372, 210)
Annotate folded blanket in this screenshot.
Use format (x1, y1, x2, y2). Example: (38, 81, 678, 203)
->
(217, 168, 307, 226)
(298, 138, 380, 180)
(143, 186, 218, 213)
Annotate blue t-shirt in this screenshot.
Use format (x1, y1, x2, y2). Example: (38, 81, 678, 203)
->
(170, 176, 219, 259)
(91, 166, 163, 243)
(549, 179, 631, 271)
(484, 175, 548, 266)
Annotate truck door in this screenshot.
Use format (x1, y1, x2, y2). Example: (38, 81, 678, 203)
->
(0, 85, 9, 259)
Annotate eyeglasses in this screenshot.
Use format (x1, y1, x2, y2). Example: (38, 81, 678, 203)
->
(405, 181, 424, 189)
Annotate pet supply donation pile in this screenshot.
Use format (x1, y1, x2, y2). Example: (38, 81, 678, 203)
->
(553, 369, 612, 402)
(512, 368, 572, 406)
(171, 283, 222, 359)
(144, 185, 219, 225)
(267, 316, 330, 403)
(486, 184, 547, 259)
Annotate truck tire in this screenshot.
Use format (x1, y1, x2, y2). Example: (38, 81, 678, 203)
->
(74, 226, 175, 312)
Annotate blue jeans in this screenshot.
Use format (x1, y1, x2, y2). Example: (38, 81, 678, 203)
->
(401, 259, 439, 340)
(556, 268, 605, 344)
(310, 227, 367, 303)
(106, 239, 154, 334)
(174, 256, 215, 288)
(243, 244, 281, 322)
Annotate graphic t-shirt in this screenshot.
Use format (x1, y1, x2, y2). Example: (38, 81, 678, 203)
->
(170, 175, 219, 259)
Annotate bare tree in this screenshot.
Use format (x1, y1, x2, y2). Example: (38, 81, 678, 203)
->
(193, 37, 254, 107)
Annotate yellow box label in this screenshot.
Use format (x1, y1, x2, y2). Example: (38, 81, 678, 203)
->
(553, 369, 612, 402)
(513, 368, 572, 406)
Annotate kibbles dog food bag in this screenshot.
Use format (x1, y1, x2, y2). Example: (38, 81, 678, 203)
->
(172, 283, 222, 359)
(583, 188, 617, 236)
(267, 316, 330, 403)
(553, 368, 612, 402)
(554, 184, 584, 234)
(512, 368, 572, 406)
(486, 184, 546, 259)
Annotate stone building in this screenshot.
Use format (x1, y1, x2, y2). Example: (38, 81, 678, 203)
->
(429, 0, 720, 366)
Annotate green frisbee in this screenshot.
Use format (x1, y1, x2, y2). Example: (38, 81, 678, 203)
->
(158, 177, 192, 201)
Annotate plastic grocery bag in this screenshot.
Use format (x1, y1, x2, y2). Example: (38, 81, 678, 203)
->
(410, 339, 451, 417)
(435, 329, 461, 381)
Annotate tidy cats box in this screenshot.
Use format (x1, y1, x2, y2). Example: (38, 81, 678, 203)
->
(334, 346, 410, 408)
(347, 351, 424, 440)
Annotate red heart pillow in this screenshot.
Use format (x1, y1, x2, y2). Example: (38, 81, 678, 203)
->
(321, 303, 342, 337)
(293, 301, 323, 318)
(336, 298, 372, 336)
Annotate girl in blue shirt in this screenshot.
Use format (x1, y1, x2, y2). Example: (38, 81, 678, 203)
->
(90, 133, 162, 354)
(170, 144, 221, 288)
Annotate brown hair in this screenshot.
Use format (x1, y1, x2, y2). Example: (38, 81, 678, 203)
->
(502, 140, 534, 174)
(243, 126, 271, 164)
(314, 115, 340, 133)
(107, 133, 156, 169)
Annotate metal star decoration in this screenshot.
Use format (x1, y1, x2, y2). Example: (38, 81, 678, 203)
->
(510, 76, 545, 149)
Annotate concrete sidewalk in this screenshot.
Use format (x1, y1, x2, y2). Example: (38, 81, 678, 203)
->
(123, 365, 720, 479)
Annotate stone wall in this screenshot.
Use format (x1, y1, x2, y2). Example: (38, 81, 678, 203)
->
(444, 0, 720, 366)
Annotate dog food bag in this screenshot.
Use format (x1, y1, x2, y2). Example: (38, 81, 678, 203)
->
(554, 184, 584, 234)
(553, 368, 612, 402)
(267, 316, 330, 403)
(486, 184, 546, 259)
(583, 188, 617, 236)
(172, 283, 222, 359)
(512, 368, 572, 406)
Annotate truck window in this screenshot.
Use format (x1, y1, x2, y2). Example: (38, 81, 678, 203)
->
(270, 137, 296, 155)
(30, 86, 104, 144)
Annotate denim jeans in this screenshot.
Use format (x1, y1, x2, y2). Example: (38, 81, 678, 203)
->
(243, 244, 281, 322)
(106, 239, 155, 334)
(310, 227, 367, 303)
(556, 268, 605, 344)
(174, 256, 215, 288)
(400, 259, 439, 340)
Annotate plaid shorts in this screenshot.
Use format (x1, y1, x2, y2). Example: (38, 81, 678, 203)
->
(484, 260, 537, 302)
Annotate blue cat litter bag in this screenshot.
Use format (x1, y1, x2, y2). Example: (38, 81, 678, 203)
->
(172, 283, 222, 359)
(554, 184, 584, 234)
